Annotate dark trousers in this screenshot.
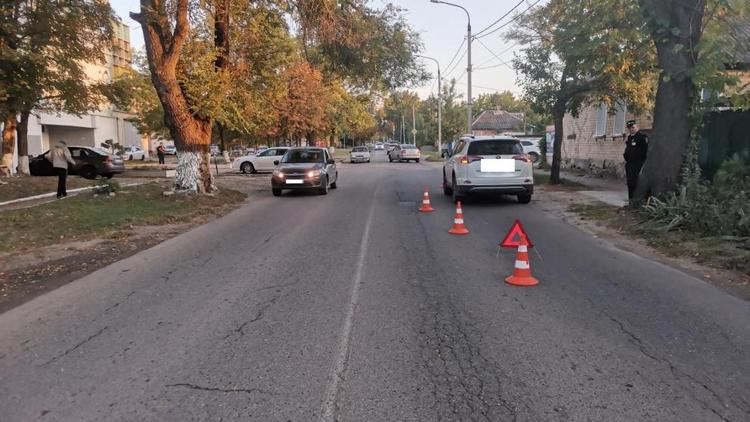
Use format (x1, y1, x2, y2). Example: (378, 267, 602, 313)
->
(625, 160, 644, 200)
(55, 168, 67, 198)
(157, 153, 165, 164)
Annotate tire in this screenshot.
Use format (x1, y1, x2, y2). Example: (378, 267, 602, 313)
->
(517, 193, 532, 204)
(389, 156, 393, 162)
(443, 173, 452, 196)
(319, 176, 329, 195)
(528, 152, 539, 163)
(272, 188, 282, 196)
(416, 158, 420, 163)
(240, 162, 255, 174)
(330, 175, 337, 189)
(140, 155, 145, 161)
(80, 166, 98, 180)
(451, 175, 464, 204)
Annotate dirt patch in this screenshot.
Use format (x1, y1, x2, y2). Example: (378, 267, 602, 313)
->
(535, 185, 750, 301)
(0, 180, 248, 313)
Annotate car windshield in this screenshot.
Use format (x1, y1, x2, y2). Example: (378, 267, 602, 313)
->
(401, 144, 417, 149)
(282, 150, 324, 163)
(467, 140, 523, 156)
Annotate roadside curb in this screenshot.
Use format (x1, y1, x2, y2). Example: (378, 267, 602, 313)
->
(0, 182, 145, 208)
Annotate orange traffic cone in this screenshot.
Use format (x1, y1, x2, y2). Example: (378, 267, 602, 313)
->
(448, 201, 469, 235)
(505, 234, 538, 286)
(419, 187, 435, 212)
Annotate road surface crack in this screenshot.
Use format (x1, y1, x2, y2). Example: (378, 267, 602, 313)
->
(40, 326, 109, 366)
(166, 383, 274, 396)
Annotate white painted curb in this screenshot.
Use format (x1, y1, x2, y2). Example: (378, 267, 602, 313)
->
(0, 182, 144, 207)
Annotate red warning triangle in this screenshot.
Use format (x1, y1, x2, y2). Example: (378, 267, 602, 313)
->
(500, 220, 533, 248)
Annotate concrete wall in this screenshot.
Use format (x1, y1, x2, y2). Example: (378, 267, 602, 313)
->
(562, 104, 653, 178)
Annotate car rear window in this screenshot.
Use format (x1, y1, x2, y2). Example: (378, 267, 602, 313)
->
(91, 147, 112, 156)
(467, 140, 523, 156)
(401, 144, 417, 149)
(352, 147, 368, 152)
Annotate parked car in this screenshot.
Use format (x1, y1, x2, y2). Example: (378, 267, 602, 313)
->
(385, 142, 398, 152)
(271, 148, 338, 196)
(442, 136, 534, 204)
(210, 144, 220, 156)
(374, 142, 385, 151)
(257, 145, 269, 153)
(231, 145, 245, 157)
(233, 147, 290, 174)
(30, 146, 125, 179)
(388, 144, 421, 163)
(122, 145, 146, 161)
(163, 145, 177, 155)
(245, 147, 257, 155)
(350, 146, 371, 163)
(518, 138, 541, 163)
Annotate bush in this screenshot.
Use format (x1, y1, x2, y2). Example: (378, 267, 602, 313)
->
(640, 154, 749, 237)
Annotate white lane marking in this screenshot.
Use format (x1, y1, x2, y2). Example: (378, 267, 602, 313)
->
(319, 185, 377, 421)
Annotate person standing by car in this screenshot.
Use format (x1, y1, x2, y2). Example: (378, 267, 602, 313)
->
(156, 142, 166, 165)
(623, 120, 648, 201)
(49, 141, 76, 199)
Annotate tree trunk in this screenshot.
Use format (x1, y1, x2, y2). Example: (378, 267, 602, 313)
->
(2, 112, 17, 176)
(635, 0, 706, 199)
(16, 110, 30, 175)
(217, 122, 226, 152)
(550, 101, 565, 185)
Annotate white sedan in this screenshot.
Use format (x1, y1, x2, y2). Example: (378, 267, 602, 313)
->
(350, 146, 371, 163)
(233, 147, 290, 174)
(122, 146, 145, 161)
(388, 144, 421, 163)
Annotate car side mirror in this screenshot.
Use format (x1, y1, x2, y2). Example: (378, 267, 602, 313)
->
(273, 160, 280, 165)
(327, 159, 335, 165)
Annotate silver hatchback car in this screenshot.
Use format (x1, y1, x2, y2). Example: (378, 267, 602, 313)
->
(442, 136, 534, 203)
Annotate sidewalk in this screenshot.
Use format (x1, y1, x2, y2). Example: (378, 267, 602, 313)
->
(538, 168, 629, 207)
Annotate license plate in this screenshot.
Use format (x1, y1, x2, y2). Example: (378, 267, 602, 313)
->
(480, 159, 515, 172)
(286, 179, 304, 184)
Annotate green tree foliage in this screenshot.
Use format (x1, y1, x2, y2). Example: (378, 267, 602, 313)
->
(0, 0, 115, 174)
(510, 0, 656, 184)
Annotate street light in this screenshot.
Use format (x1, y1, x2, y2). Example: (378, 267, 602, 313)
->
(430, 0, 472, 135)
(416, 54, 442, 154)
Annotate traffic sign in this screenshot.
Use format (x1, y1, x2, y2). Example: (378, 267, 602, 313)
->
(500, 220, 533, 248)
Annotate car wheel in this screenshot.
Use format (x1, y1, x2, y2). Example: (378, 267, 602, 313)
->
(416, 158, 420, 163)
(443, 173, 452, 195)
(140, 155, 145, 161)
(319, 176, 329, 195)
(272, 188, 282, 196)
(330, 174, 337, 189)
(452, 175, 464, 204)
(80, 166, 98, 180)
(517, 194, 532, 204)
(388, 156, 393, 162)
(240, 162, 255, 174)
(528, 152, 539, 163)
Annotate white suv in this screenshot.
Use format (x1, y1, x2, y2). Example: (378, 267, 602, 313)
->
(442, 136, 534, 204)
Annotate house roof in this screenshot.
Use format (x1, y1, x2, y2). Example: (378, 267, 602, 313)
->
(471, 110, 524, 131)
(725, 16, 750, 66)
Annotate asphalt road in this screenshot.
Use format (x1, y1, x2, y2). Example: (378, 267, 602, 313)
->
(1, 151, 748, 421)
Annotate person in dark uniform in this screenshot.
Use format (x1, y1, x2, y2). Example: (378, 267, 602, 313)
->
(623, 120, 648, 200)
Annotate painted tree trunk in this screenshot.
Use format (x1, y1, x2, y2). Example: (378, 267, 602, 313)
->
(17, 110, 30, 175)
(550, 102, 565, 185)
(1, 113, 17, 175)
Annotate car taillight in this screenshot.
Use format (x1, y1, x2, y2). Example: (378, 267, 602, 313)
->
(512, 154, 530, 163)
(459, 155, 481, 164)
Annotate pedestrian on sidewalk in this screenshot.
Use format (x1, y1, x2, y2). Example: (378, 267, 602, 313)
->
(156, 142, 166, 165)
(49, 141, 76, 199)
(624, 120, 648, 201)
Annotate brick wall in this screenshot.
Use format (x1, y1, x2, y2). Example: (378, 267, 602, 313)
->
(562, 104, 652, 178)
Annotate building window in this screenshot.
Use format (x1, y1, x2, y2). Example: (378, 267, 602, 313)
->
(613, 100, 627, 134)
(595, 103, 607, 136)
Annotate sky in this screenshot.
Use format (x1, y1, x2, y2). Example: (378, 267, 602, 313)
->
(109, 0, 532, 100)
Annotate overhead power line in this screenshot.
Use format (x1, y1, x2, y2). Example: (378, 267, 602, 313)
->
(442, 38, 466, 78)
(475, 0, 542, 40)
(475, 38, 515, 70)
(473, 0, 526, 38)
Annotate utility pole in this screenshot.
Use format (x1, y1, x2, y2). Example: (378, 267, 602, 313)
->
(430, 1, 472, 135)
(412, 104, 417, 144)
(416, 55, 442, 153)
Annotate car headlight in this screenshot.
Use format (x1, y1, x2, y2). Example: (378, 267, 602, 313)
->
(307, 169, 321, 178)
(273, 169, 284, 178)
